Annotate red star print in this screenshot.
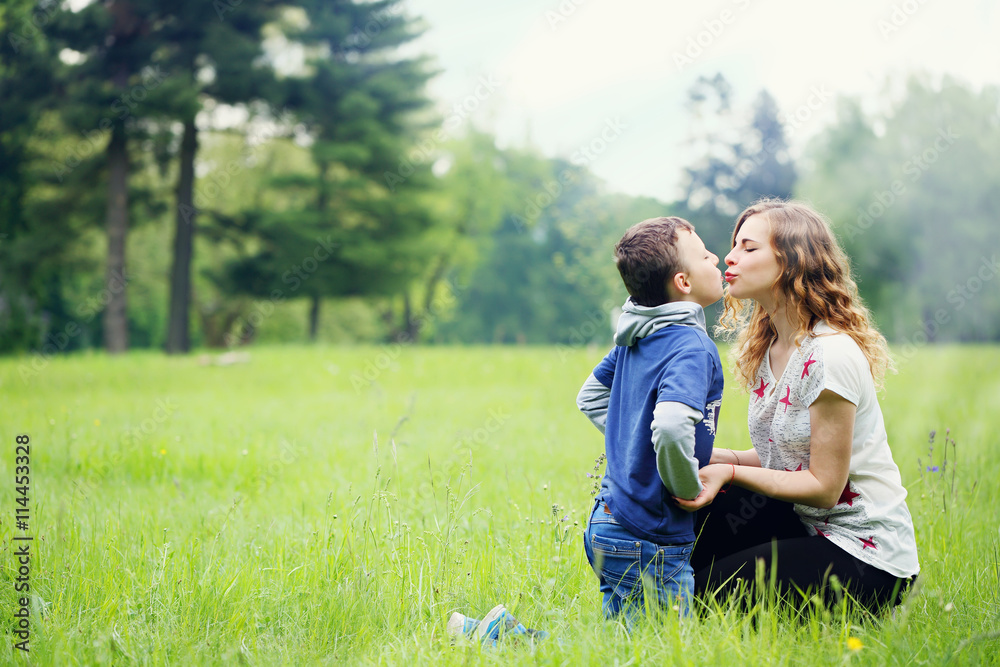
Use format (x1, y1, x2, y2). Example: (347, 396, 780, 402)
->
(859, 536, 877, 550)
(837, 482, 861, 506)
(753, 378, 769, 400)
(778, 386, 793, 412)
(784, 463, 803, 472)
(815, 527, 830, 538)
(801, 352, 817, 379)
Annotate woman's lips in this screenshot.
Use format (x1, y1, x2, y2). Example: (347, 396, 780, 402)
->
(724, 272, 737, 282)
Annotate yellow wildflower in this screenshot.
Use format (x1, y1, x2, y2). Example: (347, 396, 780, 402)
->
(847, 637, 863, 652)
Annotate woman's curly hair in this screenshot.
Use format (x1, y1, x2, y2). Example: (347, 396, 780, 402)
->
(716, 199, 894, 390)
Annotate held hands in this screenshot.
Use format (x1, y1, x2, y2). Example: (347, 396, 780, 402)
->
(673, 463, 734, 512)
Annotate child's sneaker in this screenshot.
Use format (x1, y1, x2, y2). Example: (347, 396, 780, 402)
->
(476, 604, 532, 641)
(446, 612, 478, 639)
(447, 604, 550, 646)
(475, 604, 509, 641)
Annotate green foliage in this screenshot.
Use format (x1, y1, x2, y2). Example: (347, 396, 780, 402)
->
(798, 76, 1000, 342)
(5, 10, 1000, 352)
(680, 74, 797, 255)
(429, 134, 669, 345)
(225, 0, 439, 339)
(0, 0, 58, 351)
(2, 345, 998, 663)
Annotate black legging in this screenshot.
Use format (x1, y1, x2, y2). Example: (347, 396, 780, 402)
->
(691, 487, 912, 611)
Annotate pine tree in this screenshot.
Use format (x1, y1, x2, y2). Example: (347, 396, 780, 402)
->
(0, 0, 59, 351)
(681, 75, 796, 253)
(159, 0, 281, 353)
(226, 0, 437, 341)
(46, 1, 176, 352)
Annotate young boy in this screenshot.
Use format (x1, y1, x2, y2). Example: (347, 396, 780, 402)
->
(576, 216, 725, 619)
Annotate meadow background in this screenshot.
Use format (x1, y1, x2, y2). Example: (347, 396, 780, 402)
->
(4, 2, 1000, 664)
(2, 344, 998, 665)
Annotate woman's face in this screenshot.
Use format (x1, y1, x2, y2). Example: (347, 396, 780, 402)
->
(723, 214, 781, 304)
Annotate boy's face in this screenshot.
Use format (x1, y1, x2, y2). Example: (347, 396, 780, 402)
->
(672, 230, 724, 307)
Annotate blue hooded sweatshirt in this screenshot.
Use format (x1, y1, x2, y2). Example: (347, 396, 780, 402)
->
(577, 299, 724, 545)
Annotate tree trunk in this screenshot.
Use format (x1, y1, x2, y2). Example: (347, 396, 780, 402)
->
(306, 160, 331, 341)
(308, 294, 320, 341)
(166, 119, 198, 354)
(402, 293, 416, 342)
(415, 254, 449, 340)
(103, 120, 129, 353)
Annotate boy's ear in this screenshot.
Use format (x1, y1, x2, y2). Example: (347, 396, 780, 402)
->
(671, 271, 692, 296)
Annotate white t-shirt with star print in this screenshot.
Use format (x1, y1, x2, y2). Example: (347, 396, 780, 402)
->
(748, 322, 919, 579)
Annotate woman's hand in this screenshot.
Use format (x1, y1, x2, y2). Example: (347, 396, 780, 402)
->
(673, 463, 734, 512)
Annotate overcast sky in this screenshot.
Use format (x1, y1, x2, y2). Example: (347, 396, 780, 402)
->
(402, 0, 1000, 202)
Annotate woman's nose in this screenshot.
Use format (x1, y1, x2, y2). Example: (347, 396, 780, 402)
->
(724, 250, 736, 266)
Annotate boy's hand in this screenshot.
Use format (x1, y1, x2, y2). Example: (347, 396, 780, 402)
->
(672, 464, 732, 512)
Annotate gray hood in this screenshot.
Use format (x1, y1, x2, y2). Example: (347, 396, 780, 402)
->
(613, 298, 706, 347)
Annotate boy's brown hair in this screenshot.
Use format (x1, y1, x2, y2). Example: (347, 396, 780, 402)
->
(614, 216, 694, 307)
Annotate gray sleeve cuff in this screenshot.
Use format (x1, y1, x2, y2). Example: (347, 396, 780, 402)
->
(577, 373, 611, 434)
(651, 401, 705, 500)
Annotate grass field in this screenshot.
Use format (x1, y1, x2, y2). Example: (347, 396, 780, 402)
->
(1, 344, 999, 665)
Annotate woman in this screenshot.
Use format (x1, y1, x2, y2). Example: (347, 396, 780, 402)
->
(675, 199, 919, 611)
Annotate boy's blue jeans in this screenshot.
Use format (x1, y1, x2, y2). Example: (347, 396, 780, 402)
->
(584, 498, 694, 620)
